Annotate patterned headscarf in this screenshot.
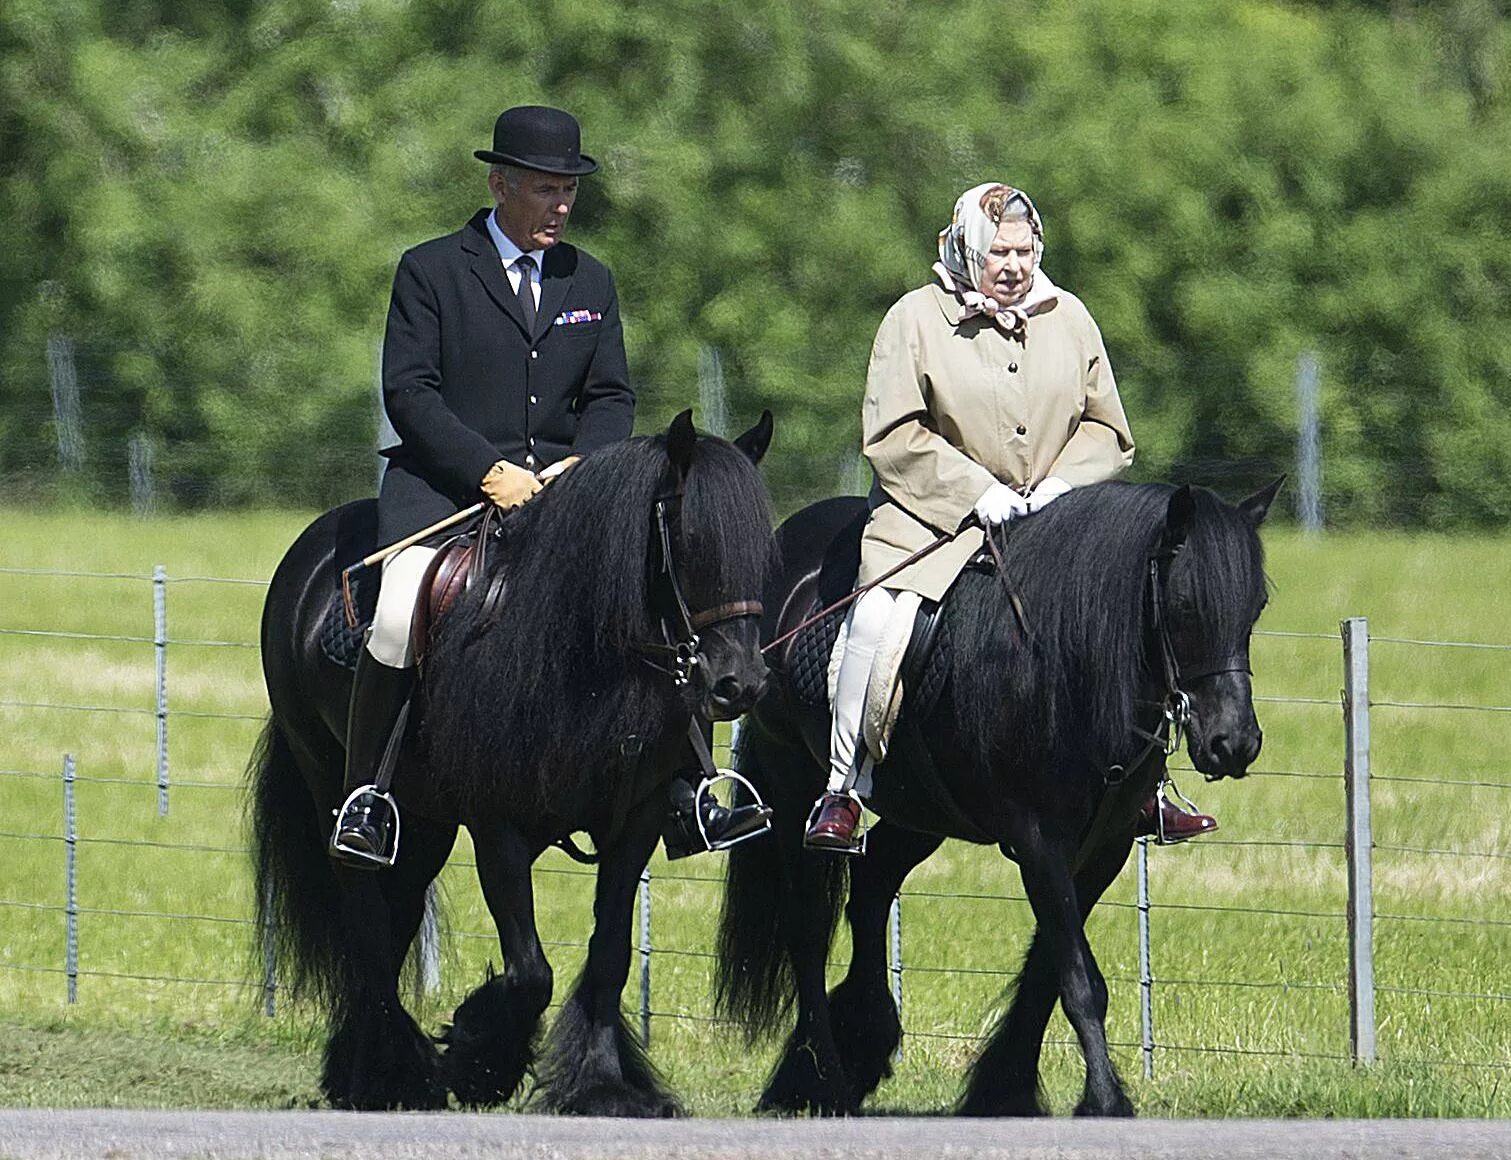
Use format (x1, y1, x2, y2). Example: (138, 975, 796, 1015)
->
(934, 182, 1059, 337)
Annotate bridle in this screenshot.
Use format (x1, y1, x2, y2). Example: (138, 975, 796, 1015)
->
(635, 490, 764, 688)
(1107, 544, 1251, 786)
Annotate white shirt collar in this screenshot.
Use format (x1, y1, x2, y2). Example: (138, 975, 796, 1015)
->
(485, 209, 545, 273)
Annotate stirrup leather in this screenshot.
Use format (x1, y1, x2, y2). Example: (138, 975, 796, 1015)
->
(330, 785, 401, 867)
(804, 790, 868, 856)
(691, 770, 774, 853)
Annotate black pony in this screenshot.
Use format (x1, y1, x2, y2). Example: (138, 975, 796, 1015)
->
(715, 479, 1279, 1117)
(251, 411, 772, 1114)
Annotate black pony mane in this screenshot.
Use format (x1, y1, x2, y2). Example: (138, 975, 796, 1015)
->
(948, 481, 1267, 786)
(418, 433, 772, 818)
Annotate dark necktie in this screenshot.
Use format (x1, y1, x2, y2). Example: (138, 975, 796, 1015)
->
(514, 255, 537, 333)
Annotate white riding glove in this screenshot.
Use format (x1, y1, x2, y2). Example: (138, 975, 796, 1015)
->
(1026, 476, 1073, 513)
(973, 482, 1029, 527)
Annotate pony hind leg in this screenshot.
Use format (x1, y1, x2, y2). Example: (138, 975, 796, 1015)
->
(257, 724, 449, 1112)
(439, 823, 553, 1108)
(536, 796, 681, 1117)
(826, 820, 941, 1106)
(733, 726, 857, 1117)
(322, 862, 450, 1110)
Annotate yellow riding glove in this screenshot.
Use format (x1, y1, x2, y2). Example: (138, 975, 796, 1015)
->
(480, 459, 542, 510)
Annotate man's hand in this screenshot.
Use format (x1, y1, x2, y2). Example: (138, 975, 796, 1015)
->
(537, 454, 581, 484)
(973, 482, 1029, 526)
(480, 459, 542, 510)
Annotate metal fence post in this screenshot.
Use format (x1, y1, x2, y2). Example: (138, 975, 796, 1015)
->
(1137, 835, 1154, 1079)
(261, 882, 277, 1018)
(888, 893, 904, 1061)
(153, 565, 169, 815)
(63, 754, 78, 1004)
(1296, 350, 1322, 533)
(1342, 616, 1377, 1064)
(638, 866, 653, 1049)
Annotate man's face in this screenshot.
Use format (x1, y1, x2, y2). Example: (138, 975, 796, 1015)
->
(490, 168, 579, 251)
(979, 219, 1037, 308)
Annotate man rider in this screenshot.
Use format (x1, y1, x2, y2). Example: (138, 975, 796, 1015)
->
(331, 105, 766, 866)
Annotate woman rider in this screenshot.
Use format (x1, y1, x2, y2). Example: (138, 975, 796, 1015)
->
(803, 182, 1218, 853)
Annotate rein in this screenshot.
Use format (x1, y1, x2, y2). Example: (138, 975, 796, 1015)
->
(761, 519, 972, 658)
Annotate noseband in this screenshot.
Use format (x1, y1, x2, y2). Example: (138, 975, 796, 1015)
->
(636, 492, 763, 687)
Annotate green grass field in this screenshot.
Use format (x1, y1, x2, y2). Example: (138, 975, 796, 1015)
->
(2, 505, 1508, 1116)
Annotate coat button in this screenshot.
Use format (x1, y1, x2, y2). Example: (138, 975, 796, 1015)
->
(1016, 424, 1027, 436)
(529, 395, 537, 404)
(530, 350, 539, 360)
(1008, 362, 1018, 373)
(525, 454, 536, 468)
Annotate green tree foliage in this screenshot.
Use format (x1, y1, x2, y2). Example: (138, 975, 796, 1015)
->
(1, 0, 1508, 522)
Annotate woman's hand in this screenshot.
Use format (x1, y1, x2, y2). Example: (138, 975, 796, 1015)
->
(1026, 476, 1072, 513)
(974, 482, 1029, 526)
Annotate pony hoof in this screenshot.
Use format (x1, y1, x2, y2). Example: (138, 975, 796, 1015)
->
(958, 1090, 1048, 1118)
(544, 1081, 684, 1118)
(1074, 1094, 1136, 1118)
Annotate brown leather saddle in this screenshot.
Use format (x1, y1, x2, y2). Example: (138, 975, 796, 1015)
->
(321, 508, 506, 671)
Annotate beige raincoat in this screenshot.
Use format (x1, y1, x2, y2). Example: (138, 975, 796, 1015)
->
(857, 280, 1135, 601)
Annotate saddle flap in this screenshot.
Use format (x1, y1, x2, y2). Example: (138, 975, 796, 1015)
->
(410, 536, 477, 662)
(861, 591, 924, 763)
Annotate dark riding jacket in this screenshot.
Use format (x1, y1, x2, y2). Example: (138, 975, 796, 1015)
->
(377, 207, 634, 543)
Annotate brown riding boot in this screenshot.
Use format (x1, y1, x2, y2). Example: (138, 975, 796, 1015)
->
(804, 791, 864, 854)
(1137, 787, 1218, 845)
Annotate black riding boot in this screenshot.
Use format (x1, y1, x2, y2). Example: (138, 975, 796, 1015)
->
(662, 775, 773, 861)
(329, 649, 415, 868)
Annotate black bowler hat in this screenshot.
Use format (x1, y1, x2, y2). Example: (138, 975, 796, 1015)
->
(473, 105, 598, 176)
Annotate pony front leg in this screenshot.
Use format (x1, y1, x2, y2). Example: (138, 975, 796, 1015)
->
(439, 822, 553, 1107)
(959, 831, 1134, 1117)
(1002, 819, 1134, 1118)
(536, 796, 682, 1117)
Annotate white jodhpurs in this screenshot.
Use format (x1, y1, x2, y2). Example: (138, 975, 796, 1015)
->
(826, 585, 896, 798)
(364, 545, 438, 669)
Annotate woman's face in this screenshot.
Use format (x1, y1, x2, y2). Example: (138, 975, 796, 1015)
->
(979, 219, 1036, 308)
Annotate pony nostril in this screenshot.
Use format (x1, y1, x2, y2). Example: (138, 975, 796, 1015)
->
(1211, 731, 1259, 771)
(711, 676, 743, 705)
(1210, 733, 1233, 764)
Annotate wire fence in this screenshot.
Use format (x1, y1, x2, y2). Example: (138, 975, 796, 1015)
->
(1, 565, 1507, 1084)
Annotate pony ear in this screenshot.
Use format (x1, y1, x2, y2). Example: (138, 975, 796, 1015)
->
(1239, 475, 1286, 526)
(1160, 485, 1195, 555)
(665, 409, 697, 475)
(732, 409, 773, 465)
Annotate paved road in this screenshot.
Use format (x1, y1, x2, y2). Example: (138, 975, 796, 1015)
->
(0, 1110, 1506, 1159)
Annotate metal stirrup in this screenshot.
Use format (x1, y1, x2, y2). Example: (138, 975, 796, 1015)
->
(691, 770, 773, 853)
(330, 786, 401, 867)
(685, 717, 772, 852)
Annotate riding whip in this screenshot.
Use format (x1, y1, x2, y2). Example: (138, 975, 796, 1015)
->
(341, 501, 487, 628)
(761, 512, 980, 657)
